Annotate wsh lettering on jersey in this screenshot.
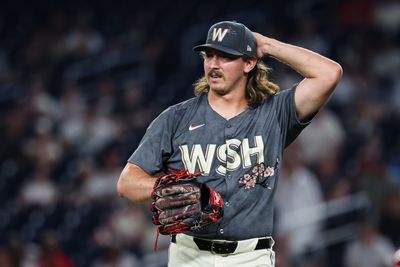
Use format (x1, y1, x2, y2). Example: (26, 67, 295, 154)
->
(179, 136, 264, 175)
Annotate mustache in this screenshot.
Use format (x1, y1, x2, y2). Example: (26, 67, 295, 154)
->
(208, 70, 224, 78)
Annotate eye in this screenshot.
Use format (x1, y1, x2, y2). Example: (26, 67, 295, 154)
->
(201, 52, 213, 59)
(201, 51, 240, 62)
(221, 54, 237, 61)
(217, 51, 241, 61)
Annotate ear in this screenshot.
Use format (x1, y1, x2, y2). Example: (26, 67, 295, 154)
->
(243, 58, 257, 74)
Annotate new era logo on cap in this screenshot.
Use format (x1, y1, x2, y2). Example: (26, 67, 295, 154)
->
(193, 21, 257, 58)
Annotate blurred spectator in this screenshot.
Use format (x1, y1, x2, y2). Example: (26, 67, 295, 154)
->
(20, 243, 42, 267)
(330, 67, 358, 108)
(59, 102, 119, 154)
(344, 221, 396, 267)
(0, 245, 13, 267)
(29, 77, 61, 119)
(59, 83, 86, 120)
(23, 129, 63, 169)
(19, 166, 58, 208)
(6, 238, 25, 267)
(63, 13, 105, 57)
(290, 16, 329, 56)
(21, 29, 52, 74)
(95, 77, 118, 116)
(4, 237, 41, 267)
(115, 79, 145, 115)
(390, 78, 400, 113)
(395, 249, 400, 267)
(273, 235, 291, 267)
(321, 180, 360, 267)
(379, 191, 400, 247)
(297, 109, 345, 166)
(313, 152, 350, 201)
(108, 205, 148, 249)
(275, 142, 325, 266)
(89, 245, 140, 267)
(38, 231, 74, 267)
(337, 0, 374, 29)
(370, 34, 400, 79)
(91, 205, 144, 266)
(373, 0, 400, 33)
(79, 145, 122, 203)
(351, 135, 397, 222)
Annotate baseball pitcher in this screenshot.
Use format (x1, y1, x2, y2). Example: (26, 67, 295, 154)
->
(117, 21, 342, 267)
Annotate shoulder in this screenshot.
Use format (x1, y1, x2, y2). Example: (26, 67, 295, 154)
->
(261, 85, 298, 107)
(165, 94, 205, 119)
(153, 94, 204, 127)
(170, 94, 204, 111)
(274, 85, 296, 98)
(156, 95, 198, 115)
(255, 86, 293, 108)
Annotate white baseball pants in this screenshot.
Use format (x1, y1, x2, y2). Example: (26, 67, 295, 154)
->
(168, 234, 275, 267)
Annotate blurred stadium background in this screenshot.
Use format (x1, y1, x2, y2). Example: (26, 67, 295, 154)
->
(0, 0, 399, 266)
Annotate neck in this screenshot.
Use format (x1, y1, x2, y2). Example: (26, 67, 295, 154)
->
(207, 89, 248, 120)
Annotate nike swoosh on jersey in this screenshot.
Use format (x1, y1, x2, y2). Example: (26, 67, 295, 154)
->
(189, 124, 205, 131)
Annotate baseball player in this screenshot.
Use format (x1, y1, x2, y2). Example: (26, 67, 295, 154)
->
(117, 21, 342, 267)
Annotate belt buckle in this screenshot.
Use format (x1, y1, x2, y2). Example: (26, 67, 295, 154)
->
(210, 241, 223, 255)
(210, 241, 235, 255)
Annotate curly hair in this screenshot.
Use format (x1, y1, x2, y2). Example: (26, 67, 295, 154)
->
(193, 60, 280, 107)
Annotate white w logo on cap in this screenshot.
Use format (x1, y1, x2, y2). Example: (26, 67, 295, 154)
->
(212, 28, 229, 42)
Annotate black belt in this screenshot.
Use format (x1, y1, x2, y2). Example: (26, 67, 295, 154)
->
(171, 235, 273, 254)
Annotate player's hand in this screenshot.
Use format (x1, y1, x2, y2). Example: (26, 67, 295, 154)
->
(252, 32, 274, 59)
(151, 170, 223, 235)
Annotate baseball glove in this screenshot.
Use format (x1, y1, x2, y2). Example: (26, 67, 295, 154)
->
(151, 170, 223, 235)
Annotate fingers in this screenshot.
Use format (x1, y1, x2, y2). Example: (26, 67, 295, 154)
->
(158, 203, 201, 224)
(154, 184, 200, 197)
(155, 192, 200, 209)
(252, 32, 273, 58)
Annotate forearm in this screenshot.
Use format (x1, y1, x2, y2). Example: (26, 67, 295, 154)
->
(254, 32, 342, 119)
(258, 36, 341, 82)
(117, 163, 156, 202)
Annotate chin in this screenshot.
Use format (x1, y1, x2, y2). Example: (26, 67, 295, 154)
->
(209, 82, 228, 95)
(210, 87, 228, 96)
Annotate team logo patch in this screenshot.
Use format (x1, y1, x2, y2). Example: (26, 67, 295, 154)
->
(211, 28, 229, 42)
(238, 159, 280, 190)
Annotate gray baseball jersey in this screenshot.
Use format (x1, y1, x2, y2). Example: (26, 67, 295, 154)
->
(129, 85, 311, 240)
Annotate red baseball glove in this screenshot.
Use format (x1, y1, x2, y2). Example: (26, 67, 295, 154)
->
(151, 170, 223, 235)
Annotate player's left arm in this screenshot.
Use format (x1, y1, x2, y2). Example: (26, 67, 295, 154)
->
(253, 32, 343, 121)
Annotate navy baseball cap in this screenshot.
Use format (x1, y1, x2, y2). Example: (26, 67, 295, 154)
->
(193, 21, 257, 58)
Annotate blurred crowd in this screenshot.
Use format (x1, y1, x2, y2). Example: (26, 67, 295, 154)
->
(0, 0, 399, 266)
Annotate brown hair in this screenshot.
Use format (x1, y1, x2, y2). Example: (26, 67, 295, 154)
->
(193, 60, 280, 107)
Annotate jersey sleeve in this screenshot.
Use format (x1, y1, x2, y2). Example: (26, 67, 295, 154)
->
(128, 107, 175, 175)
(275, 85, 313, 147)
